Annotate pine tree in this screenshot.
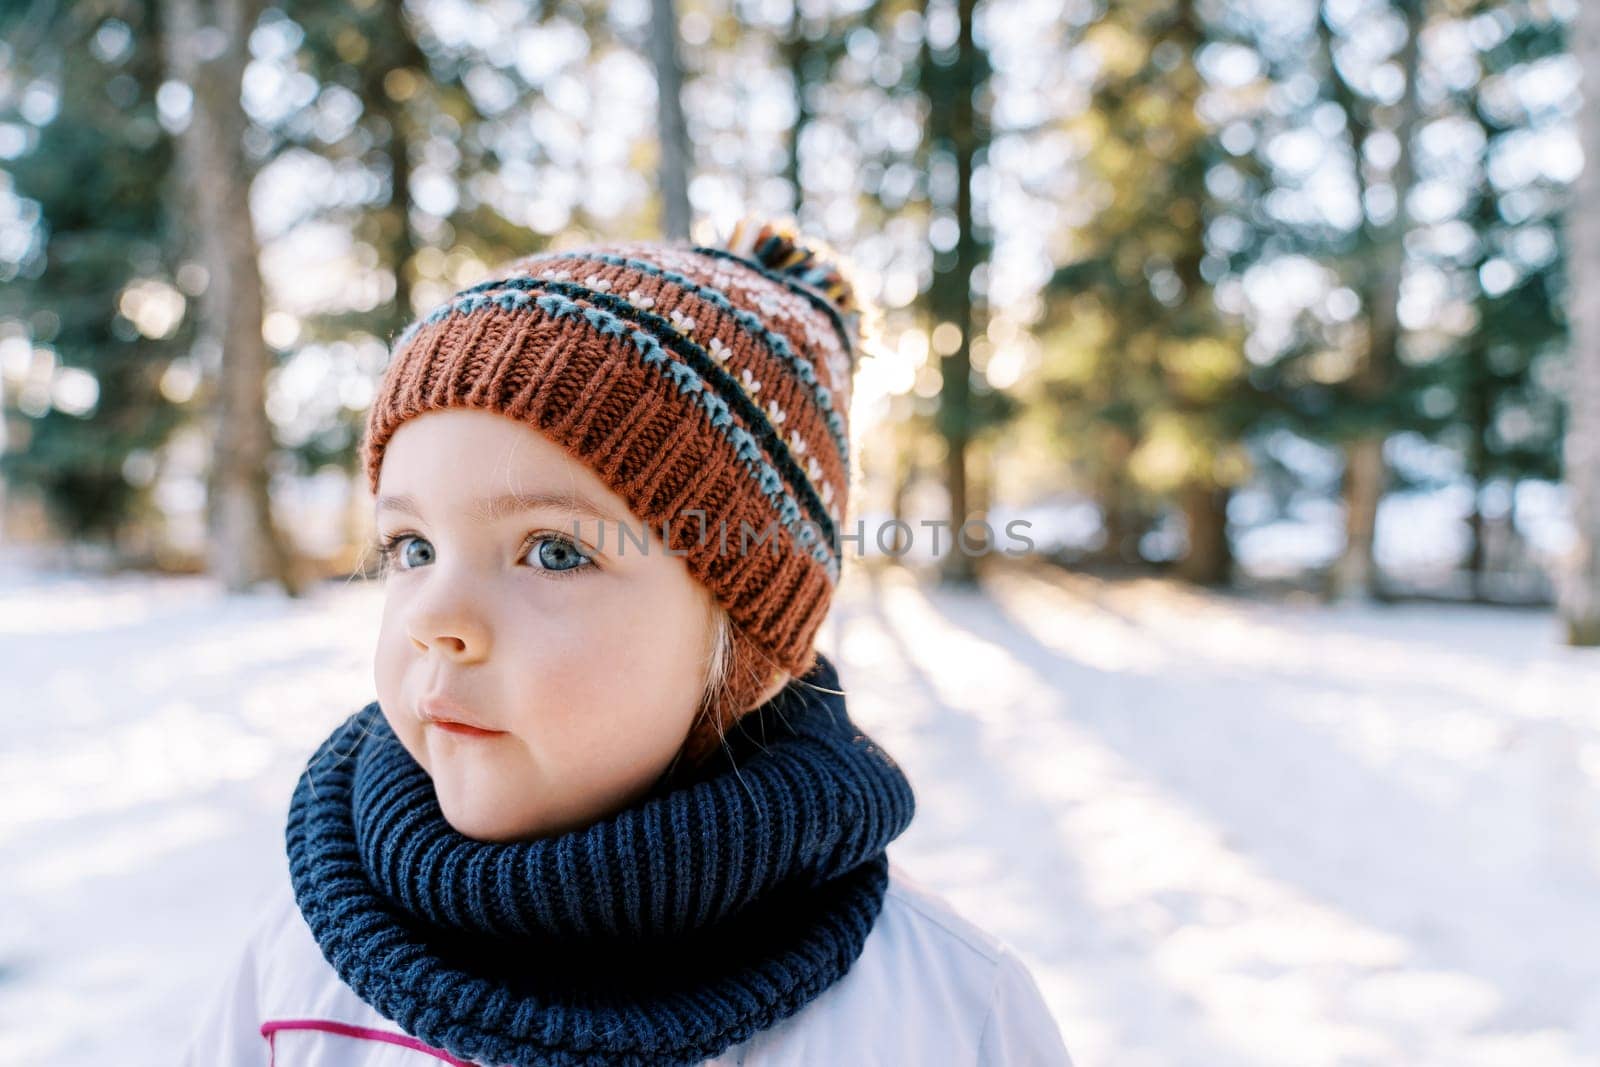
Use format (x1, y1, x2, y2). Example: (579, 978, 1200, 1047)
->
(265, 0, 555, 477)
(162, 0, 304, 594)
(1319, 0, 1426, 602)
(0, 1, 190, 557)
(1041, 0, 1253, 582)
(920, 0, 997, 584)
(1448, 5, 1566, 600)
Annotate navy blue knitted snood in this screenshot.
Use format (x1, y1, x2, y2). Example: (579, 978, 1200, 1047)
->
(285, 651, 916, 1067)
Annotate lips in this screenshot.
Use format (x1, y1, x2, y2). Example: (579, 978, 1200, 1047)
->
(429, 720, 504, 738)
(417, 695, 507, 738)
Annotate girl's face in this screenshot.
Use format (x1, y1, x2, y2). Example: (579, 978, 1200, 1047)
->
(371, 408, 716, 842)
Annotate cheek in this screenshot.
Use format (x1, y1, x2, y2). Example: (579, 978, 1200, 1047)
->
(506, 586, 708, 732)
(373, 600, 411, 700)
(373, 600, 429, 762)
(508, 600, 650, 708)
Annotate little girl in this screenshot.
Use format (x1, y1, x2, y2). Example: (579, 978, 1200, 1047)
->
(184, 218, 1073, 1065)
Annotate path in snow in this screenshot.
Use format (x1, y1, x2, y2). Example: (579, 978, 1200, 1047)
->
(2, 556, 1598, 1066)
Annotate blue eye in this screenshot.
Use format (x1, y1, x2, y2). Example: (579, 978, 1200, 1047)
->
(378, 534, 434, 570)
(528, 535, 592, 574)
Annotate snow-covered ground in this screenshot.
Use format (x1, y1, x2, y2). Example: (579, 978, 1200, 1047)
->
(3, 553, 1598, 1066)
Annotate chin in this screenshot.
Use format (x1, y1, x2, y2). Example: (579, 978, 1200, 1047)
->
(436, 795, 540, 843)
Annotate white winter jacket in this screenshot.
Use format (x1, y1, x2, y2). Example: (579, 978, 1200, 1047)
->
(183, 859, 1073, 1066)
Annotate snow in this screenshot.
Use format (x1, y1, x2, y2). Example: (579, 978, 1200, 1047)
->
(4, 553, 1599, 1066)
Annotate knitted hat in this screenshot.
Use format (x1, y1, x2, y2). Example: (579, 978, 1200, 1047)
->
(360, 217, 872, 763)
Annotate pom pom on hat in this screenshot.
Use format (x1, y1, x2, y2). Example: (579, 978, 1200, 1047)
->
(718, 216, 862, 317)
(711, 215, 880, 367)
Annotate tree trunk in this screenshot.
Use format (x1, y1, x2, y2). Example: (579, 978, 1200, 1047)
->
(161, 0, 302, 596)
(1325, 0, 1423, 602)
(1094, 429, 1136, 564)
(1562, 0, 1600, 644)
(1170, 0, 1232, 586)
(1332, 434, 1386, 598)
(888, 428, 915, 560)
(923, 0, 985, 587)
(1177, 483, 1233, 586)
(781, 4, 816, 215)
(650, 0, 693, 240)
(371, 0, 427, 330)
(1464, 340, 1491, 601)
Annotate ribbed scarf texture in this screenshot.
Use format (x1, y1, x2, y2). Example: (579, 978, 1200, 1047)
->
(285, 652, 917, 1067)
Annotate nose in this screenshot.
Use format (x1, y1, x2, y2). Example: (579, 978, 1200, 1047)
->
(406, 596, 491, 662)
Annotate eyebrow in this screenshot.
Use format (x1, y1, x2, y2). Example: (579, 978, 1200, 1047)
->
(376, 490, 619, 524)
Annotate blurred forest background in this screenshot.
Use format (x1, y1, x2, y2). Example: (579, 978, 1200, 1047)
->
(2, 0, 1599, 642)
(7, 4, 1600, 1060)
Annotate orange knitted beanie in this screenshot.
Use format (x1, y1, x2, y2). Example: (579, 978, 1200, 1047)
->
(360, 217, 871, 764)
